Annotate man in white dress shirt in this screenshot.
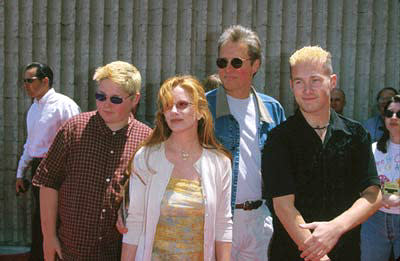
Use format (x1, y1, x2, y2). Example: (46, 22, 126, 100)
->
(15, 62, 80, 260)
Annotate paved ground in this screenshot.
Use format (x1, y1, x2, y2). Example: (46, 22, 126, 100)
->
(0, 246, 30, 261)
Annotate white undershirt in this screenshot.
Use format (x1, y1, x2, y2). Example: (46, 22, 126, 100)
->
(372, 141, 400, 214)
(16, 88, 81, 178)
(227, 94, 261, 203)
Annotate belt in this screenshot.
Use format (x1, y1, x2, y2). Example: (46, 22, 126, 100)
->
(235, 200, 263, 211)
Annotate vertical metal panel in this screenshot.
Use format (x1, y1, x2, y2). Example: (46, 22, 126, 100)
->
(118, 0, 134, 62)
(340, 0, 358, 116)
(280, 0, 298, 114)
(176, 0, 193, 74)
(88, 0, 105, 109)
(103, 0, 119, 64)
(75, 0, 90, 111)
(61, 0, 76, 97)
(367, 0, 389, 118)
(2, 0, 19, 245)
(354, 0, 373, 120)
(264, 0, 282, 99)
(327, 0, 343, 83)
(385, 0, 400, 98)
(145, 0, 162, 122)
(132, 0, 149, 121)
(33, 0, 47, 61)
(161, 0, 178, 80)
(191, 0, 208, 80)
(47, 0, 62, 93)
(0, 0, 399, 246)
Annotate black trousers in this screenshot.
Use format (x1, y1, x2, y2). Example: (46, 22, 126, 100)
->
(29, 157, 44, 261)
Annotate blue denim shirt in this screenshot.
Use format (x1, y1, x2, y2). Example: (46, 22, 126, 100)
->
(206, 86, 286, 213)
(363, 114, 383, 143)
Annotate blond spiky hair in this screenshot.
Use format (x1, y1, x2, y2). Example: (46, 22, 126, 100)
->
(93, 61, 141, 95)
(289, 46, 333, 77)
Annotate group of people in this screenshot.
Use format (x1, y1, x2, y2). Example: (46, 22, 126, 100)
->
(14, 24, 398, 261)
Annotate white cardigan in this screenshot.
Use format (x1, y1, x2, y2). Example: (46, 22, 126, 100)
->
(122, 143, 233, 261)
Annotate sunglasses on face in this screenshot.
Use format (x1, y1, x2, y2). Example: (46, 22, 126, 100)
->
(384, 109, 400, 119)
(216, 57, 250, 69)
(23, 77, 39, 84)
(165, 101, 193, 111)
(95, 92, 133, 105)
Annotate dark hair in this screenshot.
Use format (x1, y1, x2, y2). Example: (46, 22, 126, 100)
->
(376, 87, 398, 102)
(218, 25, 262, 67)
(376, 94, 400, 153)
(24, 62, 54, 87)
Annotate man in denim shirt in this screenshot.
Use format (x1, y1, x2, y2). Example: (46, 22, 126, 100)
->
(206, 25, 286, 261)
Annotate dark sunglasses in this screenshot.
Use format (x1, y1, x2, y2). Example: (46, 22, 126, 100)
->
(384, 109, 400, 119)
(216, 57, 250, 69)
(95, 92, 134, 105)
(23, 77, 39, 84)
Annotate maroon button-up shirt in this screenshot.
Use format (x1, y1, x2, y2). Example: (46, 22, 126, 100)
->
(33, 111, 151, 260)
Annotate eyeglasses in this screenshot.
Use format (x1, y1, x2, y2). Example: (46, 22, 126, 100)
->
(95, 92, 134, 105)
(216, 57, 251, 69)
(384, 109, 400, 119)
(23, 77, 39, 84)
(165, 101, 193, 111)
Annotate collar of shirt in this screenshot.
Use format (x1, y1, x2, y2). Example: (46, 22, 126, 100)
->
(215, 86, 273, 124)
(94, 111, 136, 138)
(34, 88, 55, 105)
(295, 109, 352, 144)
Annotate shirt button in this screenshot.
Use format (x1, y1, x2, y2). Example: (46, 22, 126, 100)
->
(99, 236, 102, 240)
(112, 132, 116, 135)
(110, 150, 114, 154)
(106, 178, 110, 182)
(102, 209, 106, 213)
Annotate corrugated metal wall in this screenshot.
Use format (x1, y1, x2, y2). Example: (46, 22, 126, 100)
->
(1, 0, 399, 246)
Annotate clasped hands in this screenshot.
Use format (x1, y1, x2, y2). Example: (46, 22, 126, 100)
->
(298, 221, 344, 261)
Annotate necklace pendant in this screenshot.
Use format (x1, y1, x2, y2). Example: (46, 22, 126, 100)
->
(181, 151, 189, 161)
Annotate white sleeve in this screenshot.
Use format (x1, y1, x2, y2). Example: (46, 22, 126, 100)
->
(16, 143, 33, 178)
(215, 156, 233, 242)
(61, 101, 81, 123)
(122, 149, 148, 245)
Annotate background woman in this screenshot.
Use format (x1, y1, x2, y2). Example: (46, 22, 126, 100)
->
(121, 75, 232, 260)
(361, 95, 400, 261)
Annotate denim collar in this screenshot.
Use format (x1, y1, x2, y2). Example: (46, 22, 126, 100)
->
(215, 86, 274, 124)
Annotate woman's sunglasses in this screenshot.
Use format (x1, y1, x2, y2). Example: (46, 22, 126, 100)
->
(95, 93, 133, 105)
(216, 57, 250, 69)
(164, 101, 193, 111)
(384, 109, 400, 119)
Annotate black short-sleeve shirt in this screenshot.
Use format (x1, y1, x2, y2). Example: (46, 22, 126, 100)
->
(262, 110, 380, 260)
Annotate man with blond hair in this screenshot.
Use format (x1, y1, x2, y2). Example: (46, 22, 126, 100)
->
(33, 61, 152, 260)
(262, 46, 382, 260)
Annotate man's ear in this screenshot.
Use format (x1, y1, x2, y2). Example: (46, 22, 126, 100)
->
(42, 77, 50, 86)
(251, 59, 261, 75)
(330, 74, 337, 90)
(133, 93, 140, 106)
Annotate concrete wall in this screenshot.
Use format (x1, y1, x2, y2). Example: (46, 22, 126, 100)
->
(1, 0, 399, 246)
